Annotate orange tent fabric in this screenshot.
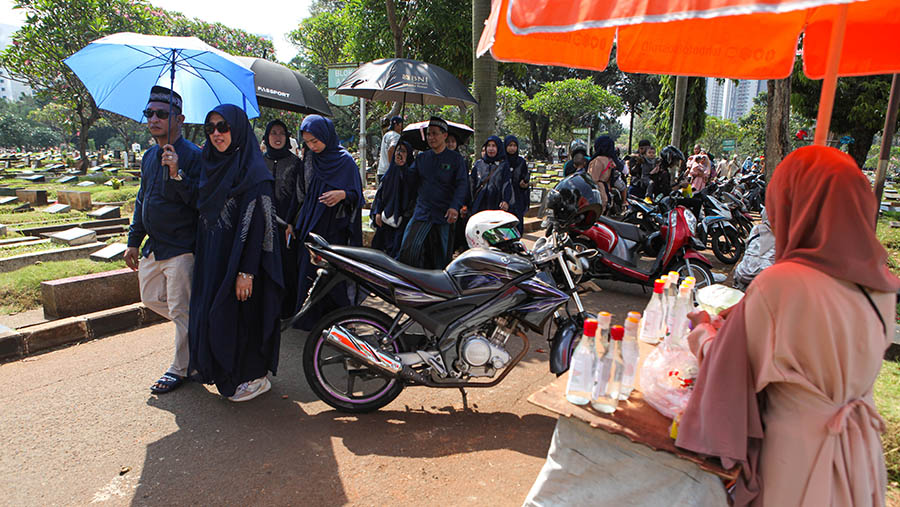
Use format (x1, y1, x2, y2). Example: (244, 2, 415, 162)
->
(478, 0, 900, 80)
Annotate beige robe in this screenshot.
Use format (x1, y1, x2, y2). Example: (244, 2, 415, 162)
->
(743, 262, 893, 506)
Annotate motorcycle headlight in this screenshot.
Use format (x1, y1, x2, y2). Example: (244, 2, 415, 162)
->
(683, 209, 697, 236)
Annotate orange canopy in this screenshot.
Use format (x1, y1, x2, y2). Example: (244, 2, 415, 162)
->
(476, 0, 900, 143)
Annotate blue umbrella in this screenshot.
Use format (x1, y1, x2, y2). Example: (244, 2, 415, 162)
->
(64, 32, 259, 124)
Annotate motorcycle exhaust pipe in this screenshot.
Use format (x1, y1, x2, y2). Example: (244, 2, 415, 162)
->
(324, 325, 404, 376)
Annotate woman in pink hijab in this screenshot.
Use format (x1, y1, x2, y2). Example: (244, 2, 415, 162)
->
(676, 146, 899, 506)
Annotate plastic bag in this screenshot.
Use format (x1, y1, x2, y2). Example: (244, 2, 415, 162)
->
(696, 284, 744, 316)
(638, 342, 699, 420)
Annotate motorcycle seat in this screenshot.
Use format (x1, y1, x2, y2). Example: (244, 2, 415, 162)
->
(596, 216, 644, 243)
(328, 244, 459, 298)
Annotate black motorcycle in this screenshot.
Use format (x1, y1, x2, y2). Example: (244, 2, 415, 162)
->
(285, 211, 598, 413)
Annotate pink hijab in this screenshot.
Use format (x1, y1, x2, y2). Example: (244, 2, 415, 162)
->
(675, 146, 899, 505)
(766, 146, 899, 293)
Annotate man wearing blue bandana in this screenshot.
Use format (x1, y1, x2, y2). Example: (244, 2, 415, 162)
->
(398, 116, 468, 269)
(125, 86, 201, 395)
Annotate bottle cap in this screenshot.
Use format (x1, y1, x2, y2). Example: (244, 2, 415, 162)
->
(627, 311, 641, 321)
(610, 325, 625, 341)
(583, 318, 598, 336)
(661, 274, 670, 287)
(653, 279, 665, 293)
(597, 312, 612, 326)
(668, 271, 680, 280)
(625, 317, 640, 331)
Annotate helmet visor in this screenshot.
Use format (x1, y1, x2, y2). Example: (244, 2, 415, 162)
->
(483, 226, 521, 245)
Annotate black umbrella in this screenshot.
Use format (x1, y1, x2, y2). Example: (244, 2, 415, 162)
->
(401, 120, 474, 152)
(235, 56, 332, 116)
(336, 58, 476, 108)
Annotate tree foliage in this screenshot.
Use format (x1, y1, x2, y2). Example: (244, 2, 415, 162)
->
(792, 65, 898, 167)
(522, 78, 623, 151)
(651, 76, 707, 154)
(0, 97, 61, 149)
(1, 0, 275, 165)
(696, 116, 743, 159)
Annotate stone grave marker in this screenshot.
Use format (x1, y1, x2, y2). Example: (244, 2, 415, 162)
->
(89, 243, 128, 262)
(0, 187, 20, 196)
(87, 206, 121, 219)
(45, 203, 71, 214)
(56, 190, 92, 211)
(891, 222, 900, 229)
(106, 167, 118, 174)
(49, 227, 97, 246)
(87, 166, 104, 173)
(15, 188, 48, 205)
(13, 202, 32, 213)
(76, 181, 94, 187)
(23, 174, 46, 183)
(0, 196, 18, 205)
(0, 224, 6, 237)
(57, 175, 78, 184)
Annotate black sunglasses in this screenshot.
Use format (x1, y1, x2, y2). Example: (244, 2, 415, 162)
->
(143, 108, 171, 120)
(204, 121, 231, 135)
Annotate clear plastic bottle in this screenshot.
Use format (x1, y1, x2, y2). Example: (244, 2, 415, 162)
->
(638, 279, 666, 344)
(566, 318, 598, 405)
(592, 325, 625, 414)
(667, 284, 693, 348)
(595, 312, 612, 355)
(620, 316, 641, 400)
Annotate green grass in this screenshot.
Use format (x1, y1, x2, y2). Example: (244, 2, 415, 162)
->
(876, 360, 900, 494)
(91, 185, 139, 203)
(0, 258, 126, 315)
(0, 240, 58, 258)
(0, 207, 90, 228)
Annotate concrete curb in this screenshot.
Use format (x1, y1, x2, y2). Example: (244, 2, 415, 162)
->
(0, 303, 166, 362)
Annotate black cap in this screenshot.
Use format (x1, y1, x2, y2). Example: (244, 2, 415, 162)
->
(148, 85, 182, 111)
(638, 139, 651, 148)
(428, 116, 448, 132)
(390, 115, 403, 126)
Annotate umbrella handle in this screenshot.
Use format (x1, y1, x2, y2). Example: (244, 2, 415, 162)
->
(168, 49, 176, 145)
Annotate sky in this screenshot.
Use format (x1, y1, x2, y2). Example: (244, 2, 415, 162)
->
(0, 0, 312, 62)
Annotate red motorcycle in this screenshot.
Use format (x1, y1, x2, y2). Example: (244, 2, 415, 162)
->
(545, 174, 714, 288)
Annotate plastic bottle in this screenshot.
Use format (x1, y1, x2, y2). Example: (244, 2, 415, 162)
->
(620, 316, 641, 400)
(566, 318, 598, 405)
(596, 312, 612, 355)
(666, 284, 693, 348)
(638, 279, 666, 344)
(591, 325, 625, 414)
(665, 271, 680, 329)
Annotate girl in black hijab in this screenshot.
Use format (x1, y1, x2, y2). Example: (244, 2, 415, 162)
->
(189, 104, 284, 402)
(504, 135, 529, 233)
(370, 140, 414, 257)
(263, 119, 301, 317)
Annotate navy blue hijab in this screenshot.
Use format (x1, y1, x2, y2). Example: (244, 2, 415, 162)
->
(294, 114, 364, 245)
(198, 104, 274, 224)
(263, 119, 292, 160)
(481, 135, 504, 164)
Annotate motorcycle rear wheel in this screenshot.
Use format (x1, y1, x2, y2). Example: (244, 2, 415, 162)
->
(303, 306, 406, 413)
(673, 260, 714, 289)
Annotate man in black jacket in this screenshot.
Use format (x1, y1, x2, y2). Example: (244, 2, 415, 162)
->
(124, 86, 202, 394)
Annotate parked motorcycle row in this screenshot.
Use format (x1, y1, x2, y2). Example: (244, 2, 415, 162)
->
(283, 159, 768, 413)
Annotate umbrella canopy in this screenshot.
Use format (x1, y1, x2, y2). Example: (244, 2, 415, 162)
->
(64, 32, 259, 124)
(477, 0, 900, 144)
(401, 120, 474, 151)
(336, 58, 477, 107)
(234, 56, 332, 116)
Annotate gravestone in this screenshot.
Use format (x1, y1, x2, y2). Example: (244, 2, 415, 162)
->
(45, 203, 71, 214)
(49, 227, 97, 246)
(87, 206, 121, 219)
(0, 224, 6, 237)
(106, 167, 118, 174)
(89, 243, 128, 262)
(13, 202, 32, 213)
(57, 175, 78, 184)
(0, 196, 18, 205)
(23, 174, 45, 183)
(15, 189, 48, 205)
(56, 190, 92, 211)
(76, 181, 94, 187)
(0, 187, 20, 196)
(87, 166, 103, 173)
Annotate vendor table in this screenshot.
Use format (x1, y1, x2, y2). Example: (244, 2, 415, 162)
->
(523, 371, 737, 506)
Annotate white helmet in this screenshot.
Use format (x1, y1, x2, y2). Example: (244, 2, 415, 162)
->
(465, 210, 521, 249)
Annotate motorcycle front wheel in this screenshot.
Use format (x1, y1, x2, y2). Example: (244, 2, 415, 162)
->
(303, 306, 406, 413)
(673, 260, 714, 289)
(711, 227, 744, 264)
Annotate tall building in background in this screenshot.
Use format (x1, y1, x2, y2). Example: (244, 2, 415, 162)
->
(0, 24, 33, 101)
(705, 78, 765, 122)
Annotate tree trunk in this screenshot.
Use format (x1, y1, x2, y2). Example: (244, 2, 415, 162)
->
(847, 128, 876, 168)
(528, 116, 550, 160)
(627, 106, 635, 155)
(765, 78, 792, 180)
(472, 0, 497, 149)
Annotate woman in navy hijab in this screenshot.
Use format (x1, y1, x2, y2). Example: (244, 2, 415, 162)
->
(288, 115, 363, 330)
(370, 139, 413, 258)
(504, 135, 529, 233)
(189, 104, 284, 402)
(469, 135, 511, 215)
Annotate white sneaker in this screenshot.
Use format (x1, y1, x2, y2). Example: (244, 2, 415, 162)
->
(228, 376, 271, 402)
